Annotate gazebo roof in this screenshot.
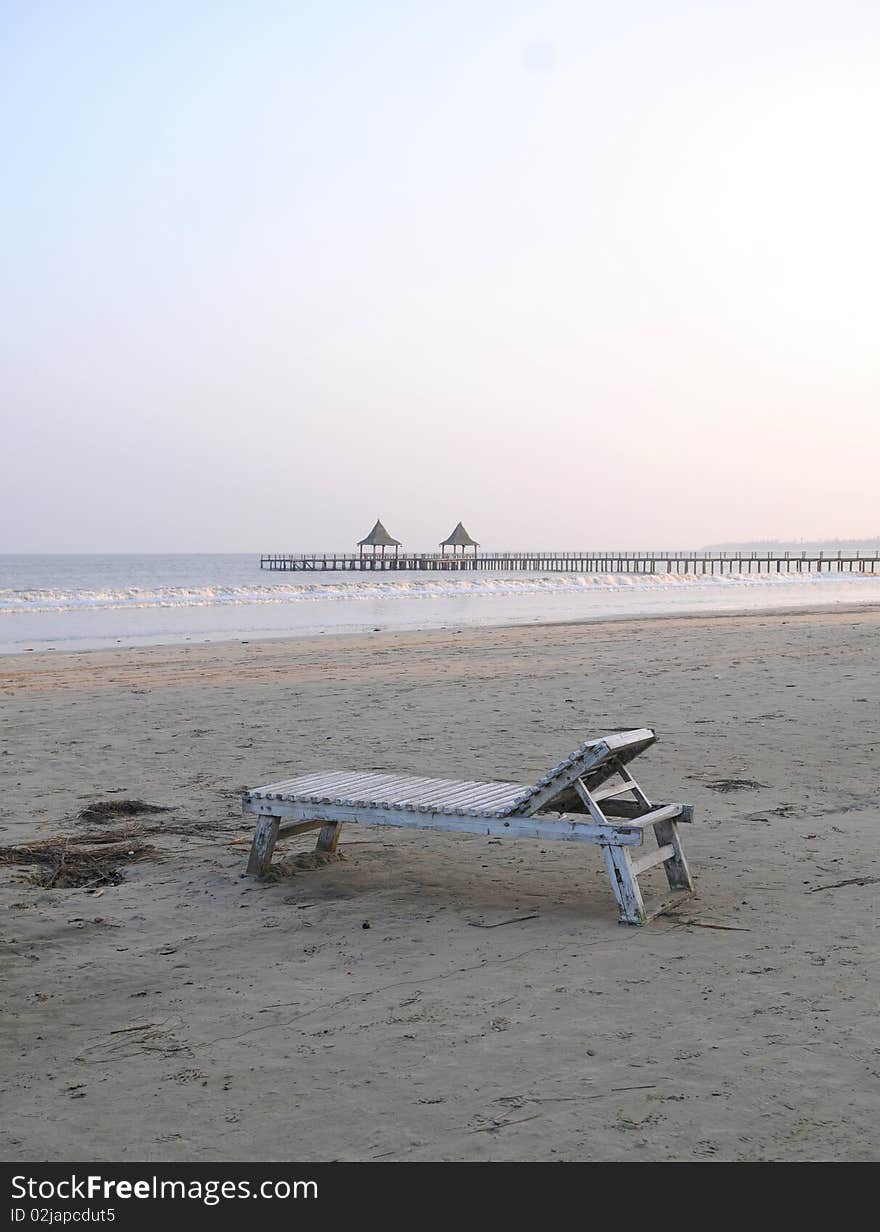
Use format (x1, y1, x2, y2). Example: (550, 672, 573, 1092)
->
(358, 519, 401, 547)
(440, 521, 479, 547)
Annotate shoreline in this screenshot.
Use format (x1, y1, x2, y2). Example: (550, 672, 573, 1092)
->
(3, 596, 880, 671)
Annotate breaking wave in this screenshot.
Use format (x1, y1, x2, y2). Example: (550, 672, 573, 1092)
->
(2, 570, 878, 615)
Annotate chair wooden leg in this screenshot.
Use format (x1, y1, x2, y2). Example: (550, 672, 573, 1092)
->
(602, 845, 647, 925)
(246, 814, 280, 876)
(652, 817, 693, 891)
(315, 821, 342, 854)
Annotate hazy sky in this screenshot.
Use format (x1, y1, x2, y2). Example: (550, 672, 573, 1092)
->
(3, 1, 878, 551)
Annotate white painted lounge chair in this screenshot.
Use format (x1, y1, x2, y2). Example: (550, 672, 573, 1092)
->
(242, 728, 694, 925)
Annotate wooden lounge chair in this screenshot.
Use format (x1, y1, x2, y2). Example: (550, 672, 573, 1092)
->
(242, 728, 694, 925)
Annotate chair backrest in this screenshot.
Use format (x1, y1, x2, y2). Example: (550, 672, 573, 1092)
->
(501, 728, 656, 817)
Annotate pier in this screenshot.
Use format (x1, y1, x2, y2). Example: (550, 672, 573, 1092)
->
(260, 550, 879, 574)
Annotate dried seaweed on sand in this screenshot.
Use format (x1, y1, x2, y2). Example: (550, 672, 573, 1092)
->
(0, 832, 157, 889)
(75, 799, 172, 824)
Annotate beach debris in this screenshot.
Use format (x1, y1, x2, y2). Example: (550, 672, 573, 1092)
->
(807, 876, 880, 893)
(77, 812, 218, 843)
(703, 779, 767, 793)
(76, 1018, 190, 1063)
(75, 799, 172, 824)
(73, 823, 159, 845)
(469, 1112, 542, 1134)
(576, 1084, 661, 1099)
(673, 917, 751, 931)
(0, 832, 156, 888)
(468, 913, 540, 929)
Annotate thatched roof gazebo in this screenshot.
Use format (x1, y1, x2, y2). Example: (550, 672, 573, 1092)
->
(440, 521, 479, 556)
(358, 518, 401, 559)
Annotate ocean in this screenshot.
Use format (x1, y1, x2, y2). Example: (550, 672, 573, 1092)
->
(2, 554, 879, 654)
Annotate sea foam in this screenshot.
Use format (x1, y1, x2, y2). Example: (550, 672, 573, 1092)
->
(2, 569, 877, 615)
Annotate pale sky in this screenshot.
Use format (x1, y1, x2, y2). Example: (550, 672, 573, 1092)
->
(2, 1, 878, 552)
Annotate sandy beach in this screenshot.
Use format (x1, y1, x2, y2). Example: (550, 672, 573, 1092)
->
(1, 605, 878, 1162)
